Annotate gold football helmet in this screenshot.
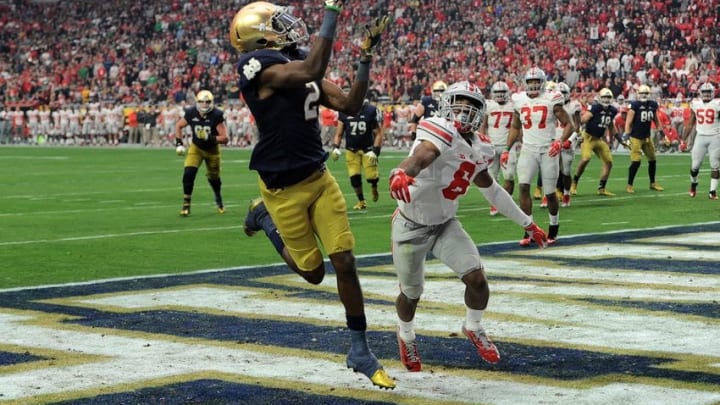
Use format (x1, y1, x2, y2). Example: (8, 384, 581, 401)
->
(196, 90, 214, 114)
(431, 80, 448, 100)
(598, 88, 613, 106)
(637, 85, 651, 102)
(229, 1, 308, 53)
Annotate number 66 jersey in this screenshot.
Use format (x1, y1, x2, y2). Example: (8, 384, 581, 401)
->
(398, 116, 495, 226)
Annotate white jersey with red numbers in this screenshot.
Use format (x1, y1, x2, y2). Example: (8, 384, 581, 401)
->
(484, 99, 515, 146)
(398, 116, 495, 226)
(690, 98, 720, 136)
(555, 100, 581, 140)
(512, 90, 565, 150)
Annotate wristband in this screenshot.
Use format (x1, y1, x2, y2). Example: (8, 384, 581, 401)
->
(372, 146, 381, 156)
(331, 143, 340, 149)
(175, 138, 183, 146)
(357, 60, 370, 82)
(318, 10, 338, 39)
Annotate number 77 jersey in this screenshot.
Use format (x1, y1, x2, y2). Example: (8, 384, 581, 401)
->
(398, 116, 495, 226)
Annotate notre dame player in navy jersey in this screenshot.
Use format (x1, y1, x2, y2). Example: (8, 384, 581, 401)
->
(330, 100, 383, 210)
(229, 1, 395, 389)
(572, 88, 619, 196)
(174, 90, 229, 216)
(624, 85, 665, 193)
(408, 80, 446, 140)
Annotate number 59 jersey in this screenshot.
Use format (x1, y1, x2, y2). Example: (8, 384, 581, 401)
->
(399, 116, 494, 226)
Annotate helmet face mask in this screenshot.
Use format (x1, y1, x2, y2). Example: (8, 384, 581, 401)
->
(490, 81, 510, 104)
(700, 83, 715, 102)
(524, 67, 546, 98)
(637, 85, 650, 102)
(438, 81, 486, 134)
(230, 2, 308, 53)
(196, 90, 214, 114)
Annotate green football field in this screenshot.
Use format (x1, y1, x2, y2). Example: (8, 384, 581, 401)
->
(1, 146, 716, 289)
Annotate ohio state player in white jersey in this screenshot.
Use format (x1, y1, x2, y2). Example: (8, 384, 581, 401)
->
(480, 80, 517, 215)
(504, 67, 573, 246)
(555, 82, 581, 207)
(388, 81, 546, 373)
(683, 82, 720, 199)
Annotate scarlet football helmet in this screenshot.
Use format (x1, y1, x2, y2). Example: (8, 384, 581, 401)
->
(557, 82, 571, 104)
(490, 81, 510, 104)
(637, 85, 651, 102)
(438, 81, 486, 134)
(598, 88, 613, 106)
(524, 67, 546, 97)
(229, 1, 308, 53)
(196, 90, 214, 114)
(700, 82, 715, 102)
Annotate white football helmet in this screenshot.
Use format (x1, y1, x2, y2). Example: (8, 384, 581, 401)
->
(637, 85, 651, 102)
(490, 81, 510, 104)
(229, 1, 308, 53)
(196, 90, 214, 114)
(524, 67, 546, 98)
(700, 82, 715, 102)
(438, 81, 486, 134)
(598, 88, 613, 106)
(557, 82, 571, 104)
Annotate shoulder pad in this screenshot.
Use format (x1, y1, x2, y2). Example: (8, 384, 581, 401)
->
(237, 50, 290, 87)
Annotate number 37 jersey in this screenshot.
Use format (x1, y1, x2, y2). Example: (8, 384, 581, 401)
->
(399, 116, 494, 226)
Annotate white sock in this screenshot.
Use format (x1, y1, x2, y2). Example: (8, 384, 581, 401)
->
(711, 178, 718, 192)
(397, 319, 416, 342)
(465, 307, 484, 331)
(549, 213, 559, 226)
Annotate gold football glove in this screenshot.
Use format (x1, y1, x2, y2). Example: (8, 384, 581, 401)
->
(360, 16, 391, 60)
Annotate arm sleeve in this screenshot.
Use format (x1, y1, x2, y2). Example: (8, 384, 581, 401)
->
(478, 181, 532, 228)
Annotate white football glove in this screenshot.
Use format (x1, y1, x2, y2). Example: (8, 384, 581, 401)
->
(331, 148, 342, 161)
(175, 145, 186, 156)
(364, 150, 378, 165)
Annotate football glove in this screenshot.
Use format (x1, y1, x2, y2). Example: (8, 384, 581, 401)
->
(500, 151, 509, 168)
(360, 16, 391, 59)
(524, 223, 547, 248)
(562, 140, 572, 149)
(175, 145, 186, 156)
(324, 0, 344, 12)
(548, 140, 562, 157)
(364, 150, 378, 166)
(389, 168, 415, 203)
(331, 147, 342, 161)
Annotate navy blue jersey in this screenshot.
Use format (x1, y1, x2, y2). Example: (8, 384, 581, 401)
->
(183, 106, 225, 151)
(584, 103, 618, 138)
(237, 48, 326, 188)
(338, 103, 380, 152)
(628, 100, 659, 139)
(420, 95, 440, 118)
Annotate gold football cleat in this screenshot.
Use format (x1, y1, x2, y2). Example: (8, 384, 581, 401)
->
(597, 188, 615, 196)
(369, 368, 396, 390)
(353, 200, 367, 210)
(649, 182, 664, 191)
(626, 185, 635, 194)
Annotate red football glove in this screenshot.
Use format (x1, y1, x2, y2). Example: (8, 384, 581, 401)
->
(524, 223, 547, 248)
(562, 140, 572, 149)
(389, 168, 415, 202)
(500, 151, 510, 168)
(548, 140, 562, 157)
(479, 133, 491, 143)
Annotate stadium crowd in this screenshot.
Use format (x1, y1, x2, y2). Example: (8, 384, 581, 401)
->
(0, 0, 718, 145)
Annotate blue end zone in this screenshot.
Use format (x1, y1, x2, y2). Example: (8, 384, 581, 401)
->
(50, 379, 396, 405)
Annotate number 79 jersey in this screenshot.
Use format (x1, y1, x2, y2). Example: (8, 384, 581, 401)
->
(399, 116, 495, 226)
